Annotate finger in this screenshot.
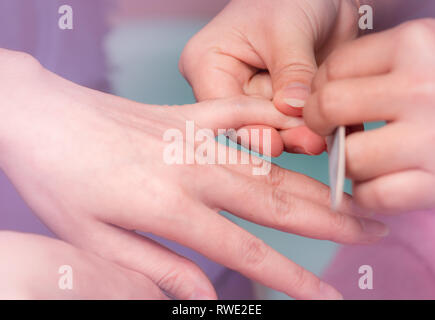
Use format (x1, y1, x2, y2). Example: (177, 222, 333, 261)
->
(200, 166, 388, 244)
(165, 204, 343, 300)
(304, 75, 400, 136)
(354, 169, 435, 214)
(313, 28, 397, 90)
(178, 96, 305, 132)
(346, 123, 420, 182)
(75, 222, 217, 300)
(280, 126, 326, 155)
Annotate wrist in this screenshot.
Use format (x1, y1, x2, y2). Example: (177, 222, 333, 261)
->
(0, 50, 43, 169)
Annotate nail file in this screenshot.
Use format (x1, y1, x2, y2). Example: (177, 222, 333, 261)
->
(328, 126, 346, 211)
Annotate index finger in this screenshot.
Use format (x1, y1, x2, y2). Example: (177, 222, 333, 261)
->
(171, 204, 344, 300)
(201, 164, 388, 244)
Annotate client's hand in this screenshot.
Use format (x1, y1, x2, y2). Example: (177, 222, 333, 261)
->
(0, 49, 387, 300)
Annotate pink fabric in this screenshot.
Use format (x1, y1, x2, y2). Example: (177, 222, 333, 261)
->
(323, 210, 435, 299)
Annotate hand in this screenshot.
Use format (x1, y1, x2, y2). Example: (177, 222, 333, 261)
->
(179, 0, 361, 155)
(0, 231, 167, 299)
(304, 19, 435, 214)
(0, 49, 387, 300)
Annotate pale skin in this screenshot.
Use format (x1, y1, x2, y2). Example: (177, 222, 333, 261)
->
(0, 49, 387, 300)
(0, 231, 167, 300)
(304, 19, 435, 214)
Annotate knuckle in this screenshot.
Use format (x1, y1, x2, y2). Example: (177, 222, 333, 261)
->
(213, 96, 245, 120)
(423, 127, 435, 152)
(156, 259, 208, 299)
(270, 186, 295, 226)
(152, 184, 193, 224)
(240, 236, 269, 269)
(398, 20, 435, 49)
(276, 60, 316, 76)
(157, 267, 187, 295)
(266, 165, 286, 187)
(170, 188, 192, 212)
(226, 95, 250, 109)
(324, 53, 342, 82)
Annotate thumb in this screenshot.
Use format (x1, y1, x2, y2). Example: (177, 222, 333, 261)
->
(268, 36, 318, 117)
(262, 36, 325, 155)
(176, 96, 305, 157)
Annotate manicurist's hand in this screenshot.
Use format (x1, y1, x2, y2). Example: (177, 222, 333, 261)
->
(0, 49, 387, 300)
(0, 231, 167, 299)
(304, 19, 435, 214)
(179, 0, 361, 155)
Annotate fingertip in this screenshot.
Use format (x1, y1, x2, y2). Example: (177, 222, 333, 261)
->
(273, 96, 304, 117)
(316, 282, 343, 300)
(237, 125, 284, 158)
(302, 92, 329, 136)
(280, 127, 326, 155)
(359, 218, 390, 238)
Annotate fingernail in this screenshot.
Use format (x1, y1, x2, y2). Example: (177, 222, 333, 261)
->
(282, 83, 310, 108)
(316, 281, 343, 300)
(290, 147, 313, 155)
(359, 218, 390, 237)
